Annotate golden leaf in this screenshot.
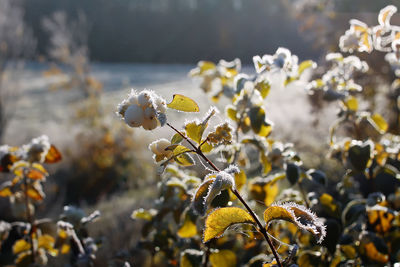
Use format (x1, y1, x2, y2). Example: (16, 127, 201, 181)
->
(264, 203, 326, 243)
(210, 250, 237, 267)
(167, 94, 200, 112)
(203, 207, 255, 243)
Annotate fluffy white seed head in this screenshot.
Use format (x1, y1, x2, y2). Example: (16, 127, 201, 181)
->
(144, 107, 157, 120)
(138, 91, 153, 108)
(142, 117, 158, 130)
(124, 104, 144, 127)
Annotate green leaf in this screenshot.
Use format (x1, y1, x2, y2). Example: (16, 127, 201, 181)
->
(172, 145, 192, 156)
(167, 94, 199, 112)
(171, 133, 184, 144)
(255, 79, 271, 99)
(203, 207, 255, 242)
(175, 153, 194, 166)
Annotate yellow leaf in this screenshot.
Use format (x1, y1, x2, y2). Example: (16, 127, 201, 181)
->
(13, 239, 31, 255)
(177, 215, 197, 238)
(229, 169, 246, 200)
(298, 60, 316, 76)
(131, 208, 156, 221)
(210, 250, 237, 267)
(203, 207, 255, 242)
(263, 203, 326, 243)
(61, 244, 70, 254)
(344, 96, 358, 111)
(167, 94, 199, 112)
(364, 242, 389, 263)
(319, 193, 338, 213)
(369, 113, 388, 133)
(200, 141, 213, 153)
(367, 208, 394, 233)
(0, 187, 12, 197)
(175, 153, 194, 166)
(185, 121, 206, 144)
(264, 183, 278, 206)
(192, 179, 215, 216)
(44, 145, 62, 163)
(226, 106, 238, 121)
(38, 234, 55, 251)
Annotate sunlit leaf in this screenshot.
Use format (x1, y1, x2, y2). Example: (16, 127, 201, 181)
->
(367, 207, 394, 234)
(0, 186, 12, 197)
(44, 145, 62, 163)
(175, 153, 195, 166)
(210, 249, 237, 267)
(178, 213, 197, 238)
(264, 203, 326, 243)
(255, 79, 271, 99)
(298, 60, 317, 76)
(226, 106, 238, 122)
(167, 94, 199, 112)
(369, 113, 388, 134)
(171, 133, 184, 144)
(13, 239, 31, 254)
(38, 234, 56, 251)
(363, 242, 389, 263)
(200, 141, 213, 153)
(192, 179, 214, 216)
(185, 121, 206, 144)
(131, 208, 156, 221)
(344, 96, 358, 111)
(203, 207, 255, 242)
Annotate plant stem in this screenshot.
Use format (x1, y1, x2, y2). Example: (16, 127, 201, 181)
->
(23, 171, 36, 264)
(166, 123, 283, 267)
(202, 243, 210, 267)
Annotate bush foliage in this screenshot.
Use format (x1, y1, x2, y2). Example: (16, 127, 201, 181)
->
(1, 4, 400, 267)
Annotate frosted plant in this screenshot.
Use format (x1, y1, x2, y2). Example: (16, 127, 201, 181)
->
(117, 89, 167, 130)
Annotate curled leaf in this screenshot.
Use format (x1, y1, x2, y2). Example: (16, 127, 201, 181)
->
(203, 207, 255, 242)
(191, 170, 235, 216)
(264, 202, 326, 244)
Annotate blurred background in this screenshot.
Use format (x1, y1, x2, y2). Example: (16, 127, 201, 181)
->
(0, 0, 399, 265)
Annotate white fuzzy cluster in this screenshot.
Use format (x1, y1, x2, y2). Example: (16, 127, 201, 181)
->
(21, 135, 51, 163)
(117, 89, 167, 130)
(148, 138, 173, 162)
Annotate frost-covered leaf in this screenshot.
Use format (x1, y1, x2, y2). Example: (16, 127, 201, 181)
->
(167, 94, 199, 112)
(175, 153, 195, 166)
(203, 207, 255, 242)
(264, 203, 326, 243)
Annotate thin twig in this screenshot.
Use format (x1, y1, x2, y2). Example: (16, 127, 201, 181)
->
(166, 123, 283, 267)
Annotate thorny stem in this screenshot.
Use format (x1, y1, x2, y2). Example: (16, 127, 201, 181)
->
(166, 123, 283, 267)
(23, 169, 36, 264)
